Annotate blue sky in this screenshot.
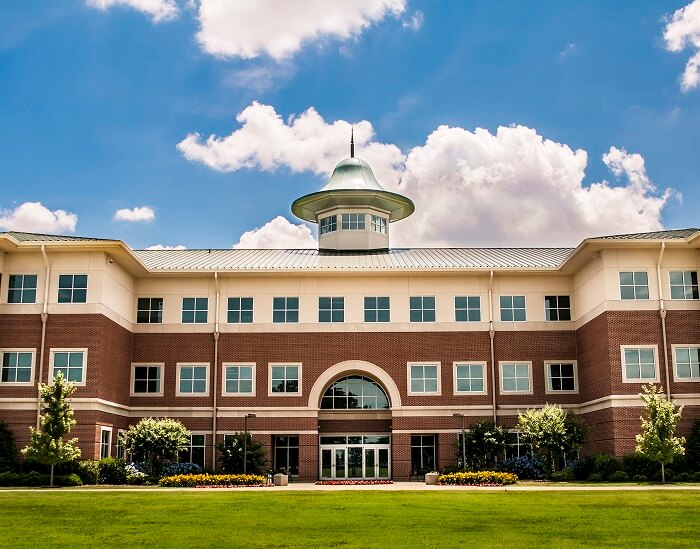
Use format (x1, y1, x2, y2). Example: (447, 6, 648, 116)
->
(1, 0, 699, 249)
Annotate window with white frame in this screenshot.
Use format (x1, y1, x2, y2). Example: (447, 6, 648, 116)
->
(505, 431, 532, 460)
(116, 429, 126, 460)
(500, 362, 531, 393)
(273, 297, 299, 323)
(341, 213, 365, 230)
(179, 434, 206, 468)
(132, 364, 162, 395)
(500, 296, 526, 322)
(270, 364, 301, 394)
(318, 297, 344, 323)
(223, 364, 255, 395)
(409, 363, 440, 394)
(100, 427, 112, 459)
(8, 274, 37, 304)
(370, 215, 387, 234)
(621, 346, 657, 382)
(0, 350, 34, 384)
(137, 297, 163, 324)
(57, 274, 87, 303)
(411, 435, 436, 474)
(364, 296, 390, 322)
(228, 297, 253, 323)
(410, 296, 435, 323)
(544, 296, 571, 321)
(619, 272, 649, 300)
(545, 362, 577, 393)
(669, 271, 699, 300)
(454, 362, 485, 393)
(177, 364, 209, 395)
(320, 215, 337, 234)
(182, 297, 208, 323)
(673, 346, 700, 381)
(455, 296, 480, 322)
(51, 349, 86, 384)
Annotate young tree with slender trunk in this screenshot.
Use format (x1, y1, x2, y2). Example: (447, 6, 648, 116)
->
(120, 418, 190, 476)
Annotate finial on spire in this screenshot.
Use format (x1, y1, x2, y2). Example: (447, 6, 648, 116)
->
(350, 127, 355, 158)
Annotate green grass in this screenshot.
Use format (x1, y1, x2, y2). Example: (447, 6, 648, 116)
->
(1, 490, 698, 548)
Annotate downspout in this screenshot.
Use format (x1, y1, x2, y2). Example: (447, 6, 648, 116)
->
(211, 272, 220, 470)
(37, 245, 51, 429)
(657, 243, 671, 399)
(488, 270, 497, 423)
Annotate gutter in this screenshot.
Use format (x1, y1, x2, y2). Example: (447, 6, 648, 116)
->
(37, 245, 50, 429)
(211, 272, 220, 470)
(657, 243, 671, 399)
(488, 270, 497, 423)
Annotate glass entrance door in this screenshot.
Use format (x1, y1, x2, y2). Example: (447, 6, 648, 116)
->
(319, 435, 391, 480)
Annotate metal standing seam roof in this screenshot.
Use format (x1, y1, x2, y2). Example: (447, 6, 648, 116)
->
(0, 231, 116, 243)
(592, 228, 700, 240)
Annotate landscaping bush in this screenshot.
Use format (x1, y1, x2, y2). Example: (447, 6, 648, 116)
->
(56, 473, 83, 486)
(0, 420, 17, 473)
(22, 471, 50, 486)
(675, 472, 690, 482)
(550, 468, 575, 481)
(159, 461, 203, 478)
(98, 457, 127, 485)
(686, 419, 700, 472)
(438, 471, 518, 486)
(77, 460, 99, 485)
(689, 471, 700, 482)
(622, 453, 658, 479)
(0, 471, 82, 487)
(607, 470, 629, 482)
(0, 472, 20, 486)
(587, 473, 604, 482)
(125, 462, 148, 485)
(574, 453, 621, 480)
(494, 455, 543, 479)
(159, 473, 266, 487)
(653, 468, 675, 482)
(631, 474, 648, 482)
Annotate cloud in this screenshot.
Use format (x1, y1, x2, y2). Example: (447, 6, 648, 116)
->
(86, 0, 179, 23)
(222, 62, 297, 94)
(113, 206, 156, 222)
(663, 0, 700, 91)
(0, 202, 77, 233)
(193, 0, 405, 60)
(402, 11, 423, 31)
(233, 216, 317, 249)
(144, 243, 187, 250)
(558, 43, 578, 59)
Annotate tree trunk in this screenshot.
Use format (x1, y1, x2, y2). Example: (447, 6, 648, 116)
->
(50, 464, 55, 487)
(661, 462, 665, 483)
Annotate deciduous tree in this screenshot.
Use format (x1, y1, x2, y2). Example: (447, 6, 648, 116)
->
(120, 418, 190, 476)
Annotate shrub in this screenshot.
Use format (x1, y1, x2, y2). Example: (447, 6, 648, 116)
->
(159, 461, 203, 478)
(159, 473, 266, 487)
(0, 421, 17, 473)
(56, 473, 83, 486)
(438, 471, 518, 486)
(675, 472, 690, 482)
(494, 455, 543, 480)
(653, 468, 675, 482)
(77, 460, 99, 485)
(575, 453, 621, 480)
(686, 419, 700, 472)
(607, 470, 629, 482)
(587, 473, 604, 482)
(217, 433, 266, 474)
(631, 474, 648, 482)
(689, 471, 700, 482)
(23, 471, 50, 486)
(98, 457, 127, 485)
(622, 453, 658, 479)
(125, 462, 148, 485)
(550, 468, 575, 481)
(0, 472, 20, 486)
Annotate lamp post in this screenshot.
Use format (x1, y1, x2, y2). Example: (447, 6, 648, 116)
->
(453, 413, 466, 472)
(243, 413, 256, 474)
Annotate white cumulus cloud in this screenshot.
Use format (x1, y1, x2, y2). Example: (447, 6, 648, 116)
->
(0, 202, 78, 233)
(233, 216, 317, 249)
(86, 0, 179, 23)
(663, 0, 700, 91)
(113, 206, 156, 222)
(144, 243, 187, 250)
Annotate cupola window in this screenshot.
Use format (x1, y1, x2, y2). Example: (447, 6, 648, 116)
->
(370, 215, 387, 234)
(341, 213, 365, 230)
(320, 215, 337, 234)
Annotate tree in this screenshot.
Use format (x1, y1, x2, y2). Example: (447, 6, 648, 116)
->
(635, 384, 685, 483)
(120, 418, 190, 476)
(217, 433, 266, 474)
(21, 372, 81, 486)
(0, 420, 18, 473)
(458, 421, 507, 470)
(685, 419, 700, 472)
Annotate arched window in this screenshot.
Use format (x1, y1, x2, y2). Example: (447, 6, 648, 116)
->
(320, 375, 390, 410)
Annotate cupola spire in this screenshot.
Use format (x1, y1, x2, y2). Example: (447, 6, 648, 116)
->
(350, 127, 355, 158)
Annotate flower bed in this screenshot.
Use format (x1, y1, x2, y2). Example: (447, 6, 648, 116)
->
(315, 480, 394, 485)
(438, 471, 518, 486)
(159, 473, 266, 487)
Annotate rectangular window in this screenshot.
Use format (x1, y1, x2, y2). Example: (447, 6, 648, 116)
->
(116, 429, 126, 460)
(364, 296, 390, 322)
(51, 349, 86, 384)
(409, 296, 436, 323)
(673, 346, 700, 381)
(505, 431, 532, 460)
(455, 296, 480, 322)
(132, 364, 162, 395)
(177, 364, 209, 395)
(100, 427, 112, 459)
(227, 297, 253, 323)
(500, 295, 526, 322)
(273, 297, 299, 323)
(408, 363, 440, 394)
(545, 362, 577, 393)
(411, 435, 436, 474)
(370, 215, 387, 234)
(669, 271, 699, 300)
(182, 297, 208, 323)
(57, 274, 87, 304)
(454, 362, 485, 394)
(341, 213, 365, 230)
(318, 297, 344, 323)
(270, 364, 301, 395)
(274, 436, 299, 475)
(179, 434, 206, 468)
(619, 271, 649, 300)
(223, 364, 255, 395)
(137, 297, 163, 324)
(500, 362, 531, 393)
(621, 346, 657, 382)
(544, 295, 571, 321)
(320, 215, 337, 234)
(8, 274, 37, 304)
(0, 350, 34, 384)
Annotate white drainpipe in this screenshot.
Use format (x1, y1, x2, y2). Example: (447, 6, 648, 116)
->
(37, 245, 51, 429)
(657, 243, 671, 399)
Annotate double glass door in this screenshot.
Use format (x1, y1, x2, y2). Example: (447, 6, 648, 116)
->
(320, 435, 390, 479)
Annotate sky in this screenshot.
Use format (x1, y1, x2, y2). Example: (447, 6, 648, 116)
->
(1, 0, 699, 250)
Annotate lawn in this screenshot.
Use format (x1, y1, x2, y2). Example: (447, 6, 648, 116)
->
(2, 489, 698, 548)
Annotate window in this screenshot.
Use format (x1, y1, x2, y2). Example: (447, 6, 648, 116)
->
(319, 297, 344, 323)
(179, 434, 206, 468)
(669, 271, 699, 300)
(58, 274, 87, 303)
(137, 297, 163, 324)
(116, 430, 126, 460)
(177, 364, 209, 395)
(673, 346, 700, 381)
(228, 297, 253, 323)
(182, 297, 208, 323)
(545, 296, 571, 321)
(51, 349, 86, 384)
(1, 350, 34, 384)
(454, 363, 485, 394)
(411, 435, 436, 474)
(408, 363, 440, 395)
(223, 364, 255, 395)
(364, 296, 390, 323)
(370, 215, 387, 234)
(270, 364, 301, 395)
(410, 296, 435, 323)
(545, 362, 577, 393)
(455, 296, 480, 322)
(500, 295, 526, 322)
(274, 436, 299, 475)
(320, 375, 390, 409)
(273, 297, 299, 323)
(131, 364, 162, 395)
(505, 431, 531, 460)
(99, 427, 112, 459)
(8, 274, 37, 304)
(621, 346, 657, 382)
(619, 271, 649, 300)
(500, 362, 531, 393)
(320, 215, 337, 234)
(341, 213, 365, 230)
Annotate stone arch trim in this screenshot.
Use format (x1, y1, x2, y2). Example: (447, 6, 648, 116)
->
(307, 360, 402, 410)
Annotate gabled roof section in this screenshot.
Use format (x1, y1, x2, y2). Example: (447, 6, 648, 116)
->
(591, 228, 699, 240)
(0, 231, 115, 243)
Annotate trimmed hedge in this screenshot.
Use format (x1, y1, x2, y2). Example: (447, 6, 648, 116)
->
(438, 471, 518, 486)
(0, 471, 82, 487)
(159, 473, 266, 487)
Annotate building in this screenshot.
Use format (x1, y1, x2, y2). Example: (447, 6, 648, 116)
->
(1, 149, 699, 481)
